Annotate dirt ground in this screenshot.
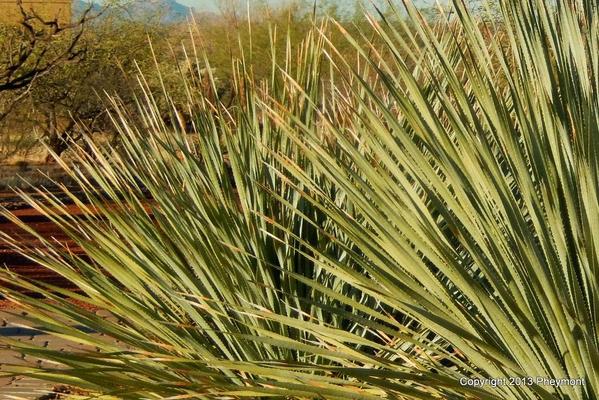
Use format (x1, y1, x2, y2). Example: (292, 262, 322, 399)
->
(0, 196, 111, 398)
(1, 199, 84, 290)
(0, 163, 76, 192)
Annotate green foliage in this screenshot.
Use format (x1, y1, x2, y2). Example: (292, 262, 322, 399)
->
(1, 0, 597, 399)
(0, 0, 396, 161)
(0, 12, 181, 160)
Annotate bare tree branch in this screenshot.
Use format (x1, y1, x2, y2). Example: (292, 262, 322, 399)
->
(0, 1, 97, 92)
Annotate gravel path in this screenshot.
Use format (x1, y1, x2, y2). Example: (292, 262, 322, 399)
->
(0, 305, 119, 399)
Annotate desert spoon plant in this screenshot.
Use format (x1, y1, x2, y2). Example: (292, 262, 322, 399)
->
(0, 0, 597, 399)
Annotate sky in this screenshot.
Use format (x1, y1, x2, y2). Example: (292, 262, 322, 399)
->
(94, 0, 435, 14)
(176, 1, 303, 12)
(175, 0, 413, 13)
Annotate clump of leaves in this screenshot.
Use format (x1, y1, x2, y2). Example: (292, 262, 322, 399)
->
(1, 0, 597, 399)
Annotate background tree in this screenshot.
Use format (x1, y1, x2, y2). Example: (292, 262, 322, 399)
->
(27, 17, 179, 160)
(0, 0, 432, 163)
(0, 0, 95, 121)
(0, 1, 178, 162)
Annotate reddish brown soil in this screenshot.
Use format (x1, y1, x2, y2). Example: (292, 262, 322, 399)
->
(1, 195, 156, 293)
(0, 297, 101, 311)
(1, 203, 83, 291)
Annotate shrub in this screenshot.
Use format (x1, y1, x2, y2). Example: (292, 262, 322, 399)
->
(1, 0, 597, 399)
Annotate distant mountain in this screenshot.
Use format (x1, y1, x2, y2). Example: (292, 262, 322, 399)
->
(73, 1, 102, 18)
(74, 0, 193, 23)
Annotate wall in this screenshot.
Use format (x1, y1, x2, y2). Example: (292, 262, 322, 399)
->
(0, 1, 72, 24)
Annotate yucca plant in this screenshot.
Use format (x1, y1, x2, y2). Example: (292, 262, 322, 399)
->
(1, 0, 597, 399)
